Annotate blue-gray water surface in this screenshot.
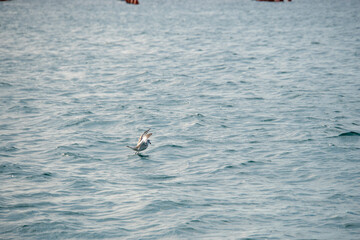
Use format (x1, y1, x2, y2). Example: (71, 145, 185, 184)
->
(1, 0, 360, 239)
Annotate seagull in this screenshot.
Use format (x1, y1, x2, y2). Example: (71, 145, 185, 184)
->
(127, 129, 152, 153)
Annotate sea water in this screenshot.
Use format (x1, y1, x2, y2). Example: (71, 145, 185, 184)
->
(1, 0, 360, 239)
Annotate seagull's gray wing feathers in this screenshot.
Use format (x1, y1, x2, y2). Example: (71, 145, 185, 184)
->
(137, 128, 151, 145)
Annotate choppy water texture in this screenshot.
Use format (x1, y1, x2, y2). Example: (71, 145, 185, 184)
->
(1, 0, 360, 239)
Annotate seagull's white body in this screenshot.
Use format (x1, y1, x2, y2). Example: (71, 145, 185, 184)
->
(127, 129, 152, 153)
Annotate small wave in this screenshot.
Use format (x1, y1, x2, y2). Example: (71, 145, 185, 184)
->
(0, 145, 19, 153)
(224, 149, 236, 153)
(9, 201, 56, 210)
(245, 97, 264, 101)
(345, 222, 360, 229)
(261, 118, 276, 122)
(226, 81, 237, 86)
(62, 152, 80, 158)
(62, 110, 93, 117)
(185, 113, 205, 119)
(20, 220, 75, 234)
(9, 105, 39, 114)
(240, 160, 260, 166)
(142, 200, 190, 214)
(328, 193, 346, 200)
(160, 144, 184, 149)
(61, 152, 95, 162)
(25, 172, 53, 182)
(0, 82, 12, 88)
(0, 162, 22, 174)
(144, 174, 177, 180)
(212, 164, 239, 174)
(224, 165, 235, 169)
(62, 117, 90, 128)
(338, 131, 360, 137)
(162, 225, 201, 238)
(191, 122, 204, 127)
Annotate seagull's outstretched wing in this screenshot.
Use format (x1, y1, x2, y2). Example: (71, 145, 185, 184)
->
(137, 128, 151, 145)
(142, 133, 152, 142)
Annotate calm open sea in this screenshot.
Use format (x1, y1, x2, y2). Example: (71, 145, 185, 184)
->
(1, 0, 360, 239)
